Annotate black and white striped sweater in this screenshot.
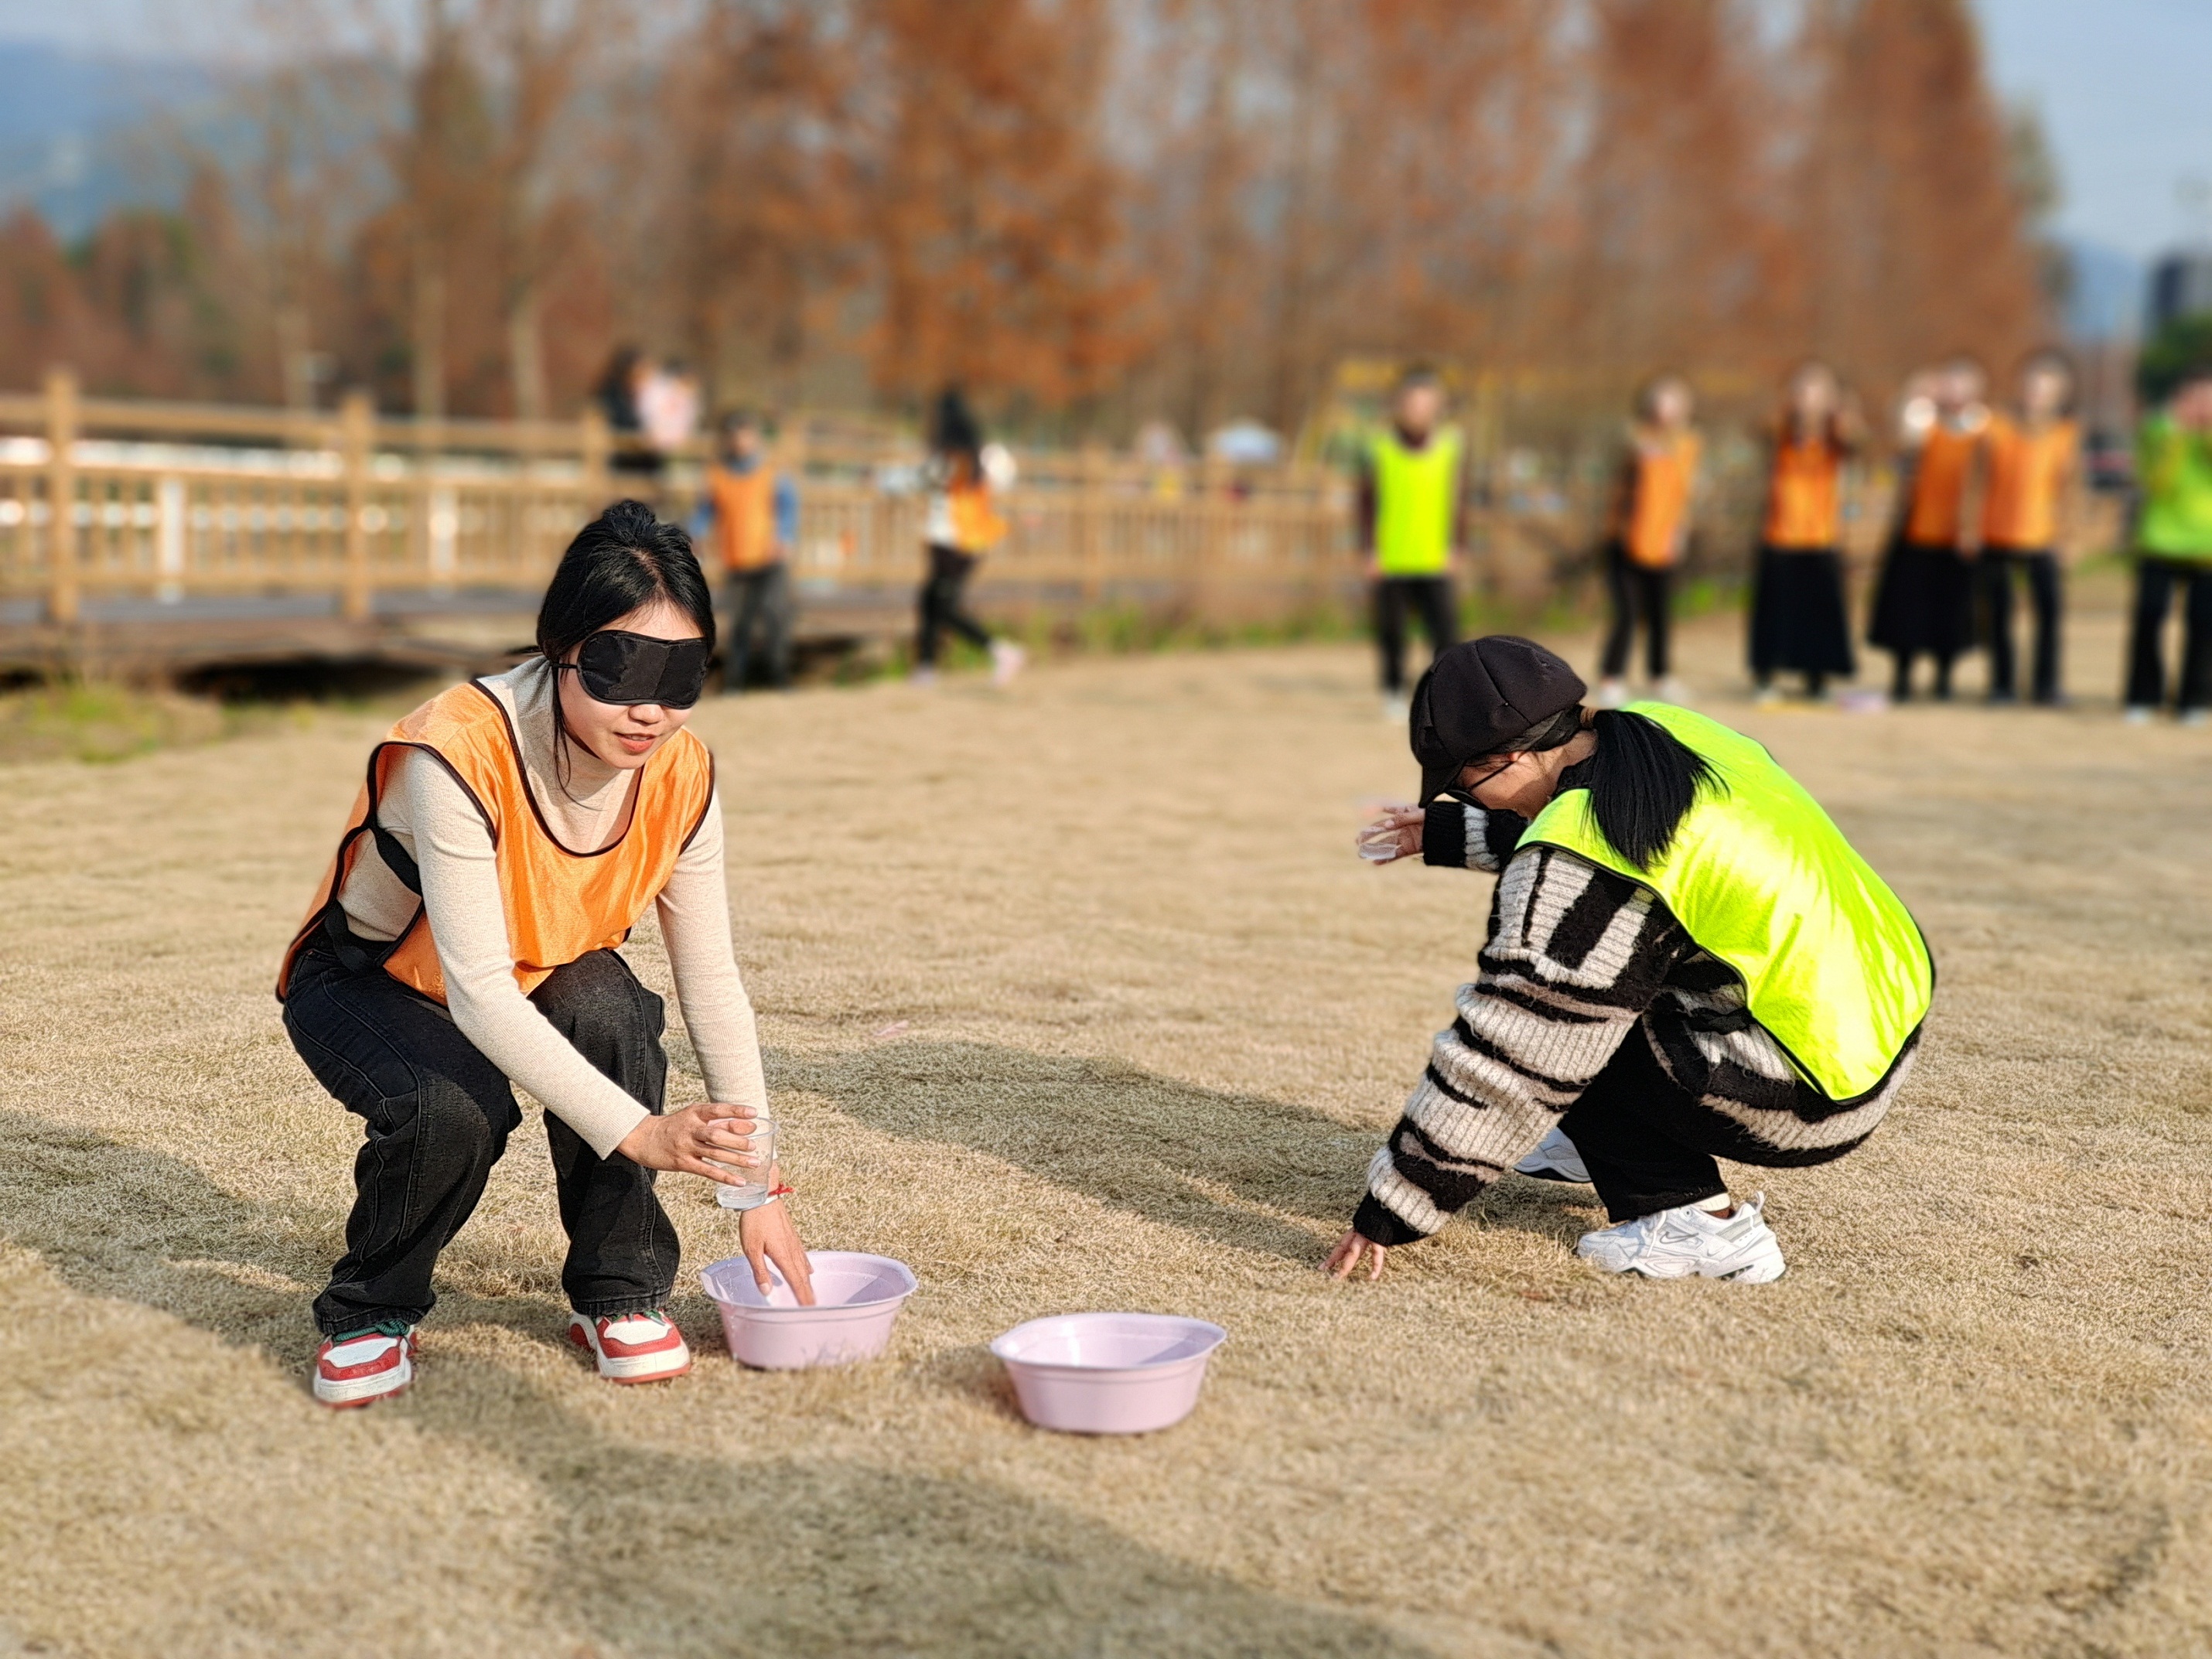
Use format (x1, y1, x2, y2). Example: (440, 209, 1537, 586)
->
(1351, 793, 1917, 1247)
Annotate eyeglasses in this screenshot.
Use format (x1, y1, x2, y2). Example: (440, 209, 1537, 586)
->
(558, 630, 711, 708)
(1441, 753, 1517, 807)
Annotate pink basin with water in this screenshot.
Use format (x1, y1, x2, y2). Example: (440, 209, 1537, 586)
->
(989, 1313, 1228, 1434)
(700, 1251, 917, 1370)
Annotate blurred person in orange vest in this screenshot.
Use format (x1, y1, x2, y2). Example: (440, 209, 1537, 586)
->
(913, 386, 1025, 688)
(1595, 373, 1702, 709)
(701, 410, 800, 694)
(1748, 361, 1864, 702)
(277, 502, 815, 1409)
(2124, 359, 2212, 722)
(1978, 351, 2081, 706)
(1358, 364, 1469, 723)
(1869, 355, 1989, 701)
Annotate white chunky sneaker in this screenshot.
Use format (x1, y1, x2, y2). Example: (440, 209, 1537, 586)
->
(1655, 677, 1691, 705)
(568, 1309, 693, 1384)
(1514, 1126, 1590, 1184)
(1596, 676, 1630, 709)
(1381, 693, 1411, 725)
(1575, 1193, 1786, 1282)
(989, 639, 1027, 687)
(313, 1321, 418, 1408)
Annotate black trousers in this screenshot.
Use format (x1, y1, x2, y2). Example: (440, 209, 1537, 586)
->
(1374, 574, 1457, 693)
(1599, 541, 1672, 679)
(916, 544, 992, 667)
(1556, 1026, 1743, 1223)
(1982, 548, 2062, 703)
(725, 563, 794, 691)
(2125, 556, 2212, 712)
(285, 944, 676, 1335)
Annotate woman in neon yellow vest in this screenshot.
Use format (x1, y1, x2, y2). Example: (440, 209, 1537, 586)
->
(1358, 365, 1468, 723)
(1333, 636, 1931, 1283)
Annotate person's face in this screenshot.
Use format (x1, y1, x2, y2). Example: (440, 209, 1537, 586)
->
(2020, 365, 2069, 419)
(1650, 381, 1693, 428)
(556, 598, 701, 771)
(2174, 377, 2212, 427)
(1789, 368, 1837, 422)
(1396, 384, 1443, 435)
(1455, 749, 1555, 821)
(1935, 363, 1985, 413)
(727, 425, 761, 461)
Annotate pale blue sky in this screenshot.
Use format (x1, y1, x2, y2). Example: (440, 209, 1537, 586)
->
(1975, 0, 2212, 259)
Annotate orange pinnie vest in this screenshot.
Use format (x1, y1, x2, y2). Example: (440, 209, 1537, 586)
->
(708, 463, 780, 572)
(277, 680, 716, 1003)
(1620, 432, 1701, 568)
(1903, 423, 1979, 547)
(1764, 437, 1844, 549)
(1981, 415, 2077, 551)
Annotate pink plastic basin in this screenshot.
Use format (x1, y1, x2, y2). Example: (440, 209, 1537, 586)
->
(700, 1251, 917, 1370)
(989, 1313, 1228, 1434)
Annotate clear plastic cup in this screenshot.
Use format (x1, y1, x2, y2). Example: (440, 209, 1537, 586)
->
(710, 1109, 777, 1210)
(1357, 824, 1405, 862)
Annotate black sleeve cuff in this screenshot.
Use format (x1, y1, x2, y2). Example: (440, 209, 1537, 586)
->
(1421, 802, 1468, 867)
(1482, 810, 1528, 867)
(1352, 1193, 1428, 1248)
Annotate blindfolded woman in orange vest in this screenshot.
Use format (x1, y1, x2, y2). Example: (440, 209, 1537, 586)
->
(1596, 372, 1701, 709)
(1747, 360, 1863, 702)
(278, 500, 814, 1408)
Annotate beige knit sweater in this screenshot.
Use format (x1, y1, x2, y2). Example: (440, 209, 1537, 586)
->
(334, 660, 767, 1157)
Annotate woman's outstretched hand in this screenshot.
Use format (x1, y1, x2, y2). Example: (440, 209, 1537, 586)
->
(741, 1188, 815, 1306)
(1357, 806, 1425, 865)
(616, 1102, 762, 1183)
(1326, 1229, 1390, 1282)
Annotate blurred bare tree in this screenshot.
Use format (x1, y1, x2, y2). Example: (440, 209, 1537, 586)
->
(0, 0, 2050, 436)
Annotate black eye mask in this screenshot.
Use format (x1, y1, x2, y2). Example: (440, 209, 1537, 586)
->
(564, 630, 711, 708)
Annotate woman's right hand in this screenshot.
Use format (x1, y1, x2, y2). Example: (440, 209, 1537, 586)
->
(1357, 806, 1425, 865)
(616, 1102, 762, 1183)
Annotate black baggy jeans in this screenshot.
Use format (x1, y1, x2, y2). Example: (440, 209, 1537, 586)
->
(1599, 540, 1672, 680)
(1557, 1026, 1743, 1223)
(916, 544, 992, 667)
(285, 943, 678, 1335)
(725, 562, 794, 691)
(1982, 547, 2062, 703)
(2124, 555, 2212, 713)
(1373, 574, 1458, 693)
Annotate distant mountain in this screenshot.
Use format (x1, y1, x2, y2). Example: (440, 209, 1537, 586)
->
(0, 39, 222, 237)
(2057, 236, 2144, 342)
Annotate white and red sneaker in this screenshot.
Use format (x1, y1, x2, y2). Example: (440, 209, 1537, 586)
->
(313, 1321, 418, 1408)
(567, 1309, 693, 1384)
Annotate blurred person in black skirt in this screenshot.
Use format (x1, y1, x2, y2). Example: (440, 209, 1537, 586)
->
(1748, 362, 1863, 703)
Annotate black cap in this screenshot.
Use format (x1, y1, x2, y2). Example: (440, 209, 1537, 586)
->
(1410, 637, 1588, 803)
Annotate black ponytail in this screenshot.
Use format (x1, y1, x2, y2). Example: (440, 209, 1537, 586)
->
(1583, 709, 1719, 867)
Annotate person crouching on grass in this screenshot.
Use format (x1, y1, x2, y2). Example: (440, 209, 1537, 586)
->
(1330, 637, 1931, 1284)
(278, 500, 814, 1408)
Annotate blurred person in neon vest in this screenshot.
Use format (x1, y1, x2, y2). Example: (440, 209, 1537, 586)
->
(1869, 355, 1989, 702)
(277, 503, 816, 1409)
(2124, 356, 2212, 723)
(912, 386, 1025, 688)
(1357, 364, 1470, 723)
(1746, 360, 1865, 702)
(1336, 637, 1930, 1285)
(699, 409, 800, 694)
(1594, 373, 1702, 711)
(1978, 351, 2082, 707)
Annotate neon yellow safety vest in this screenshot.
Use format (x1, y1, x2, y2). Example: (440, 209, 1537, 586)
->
(1518, 703, 1931, 1103)
(1369, 425, 1463, 575)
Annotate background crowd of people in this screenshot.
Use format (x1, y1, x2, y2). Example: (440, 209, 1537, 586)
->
(1354, 352, 2212, 722)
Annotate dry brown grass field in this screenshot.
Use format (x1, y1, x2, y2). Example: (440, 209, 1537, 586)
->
(4, 587, 2210, 1657)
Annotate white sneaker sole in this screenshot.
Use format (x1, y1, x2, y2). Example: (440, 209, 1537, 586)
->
(1514, 1160, 1590, 1185)
(568, 1323, 693, 1384)
(313, 1354, 413, 1408)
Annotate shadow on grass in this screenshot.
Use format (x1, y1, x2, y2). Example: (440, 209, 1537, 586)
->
(774, 1039, 1379, 1264)
(0, 1106, 1434, 1658)
(776, 1037, 1603, 1260)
